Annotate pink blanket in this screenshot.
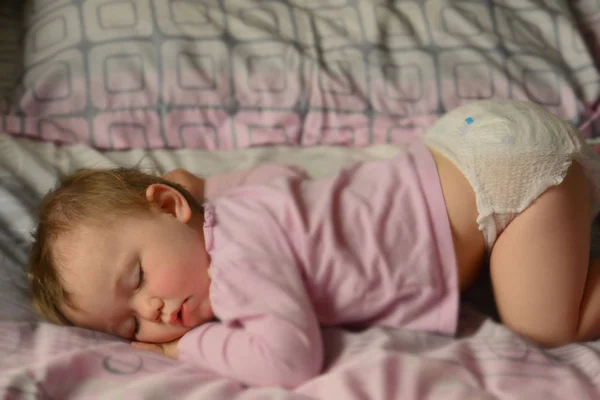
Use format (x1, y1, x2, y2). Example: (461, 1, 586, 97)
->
(2, 307, 600, 399)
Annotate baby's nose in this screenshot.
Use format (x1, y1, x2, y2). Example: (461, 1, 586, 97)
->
(142, 298, 163, 322)
(146, 308, 160, 323)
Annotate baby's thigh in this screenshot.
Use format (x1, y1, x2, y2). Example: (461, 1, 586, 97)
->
(429, 148, 485, 291)
(490, 161, 592, 346)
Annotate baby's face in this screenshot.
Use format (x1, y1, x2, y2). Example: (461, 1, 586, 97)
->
(56, 198, 213, 343)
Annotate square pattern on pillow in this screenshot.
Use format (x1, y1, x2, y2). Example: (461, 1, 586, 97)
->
(4, 0, 600, 150)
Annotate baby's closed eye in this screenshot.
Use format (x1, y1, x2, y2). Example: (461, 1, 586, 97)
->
(137, 264, 145, 289)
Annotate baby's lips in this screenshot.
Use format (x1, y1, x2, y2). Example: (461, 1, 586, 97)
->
(168, 305, 183, 325)
(182, 299, 194, 327)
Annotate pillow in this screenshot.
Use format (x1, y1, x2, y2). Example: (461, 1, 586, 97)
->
(572, 0, 600, 139)
(0, 0, 24, 109)
(7, 0, 600, 150)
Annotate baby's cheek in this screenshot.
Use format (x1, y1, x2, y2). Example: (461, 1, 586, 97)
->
(152, 269, 190, 296)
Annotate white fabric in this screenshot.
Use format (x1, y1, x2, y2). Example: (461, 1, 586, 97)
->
(423, 99, 600, 252)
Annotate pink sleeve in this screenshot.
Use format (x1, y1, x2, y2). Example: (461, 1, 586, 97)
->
(205, 164, 308, 200)
(177, 258, 323, 388)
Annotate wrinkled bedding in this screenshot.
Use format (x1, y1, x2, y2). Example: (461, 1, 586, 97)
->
(4, 313, 600, 400)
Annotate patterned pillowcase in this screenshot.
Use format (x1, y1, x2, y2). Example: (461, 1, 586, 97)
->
(0, 1, 24, 110)
(5, 0, 600, 150)
(572, 0, 600, 139)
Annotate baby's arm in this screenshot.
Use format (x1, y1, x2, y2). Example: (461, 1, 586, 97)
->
(178, 258, 323, 388)
(163, 164, 308, 202)
(205, 164, 308, 199)
(162, 169, 205, 203)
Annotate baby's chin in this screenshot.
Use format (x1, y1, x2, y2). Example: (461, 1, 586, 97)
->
(135, 312, 217, 343)
(132, 326, 193, 344)
(136, 317, 218, 343)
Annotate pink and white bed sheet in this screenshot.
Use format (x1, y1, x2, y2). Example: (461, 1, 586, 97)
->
(4, 308, 600, 399)
(3, 0, 600, 149)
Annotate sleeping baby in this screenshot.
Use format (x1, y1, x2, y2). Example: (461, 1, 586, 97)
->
(28, 100, 600, 388)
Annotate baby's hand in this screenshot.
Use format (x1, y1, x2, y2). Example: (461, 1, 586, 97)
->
(162, 169, 205, 203)
(131, 338, 180, 359)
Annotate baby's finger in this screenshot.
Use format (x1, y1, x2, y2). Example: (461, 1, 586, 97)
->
(162, 169, 191, 186)
(130, 341, 164, 354)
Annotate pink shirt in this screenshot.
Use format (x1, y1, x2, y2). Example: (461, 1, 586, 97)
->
(179, 142, 459, 388)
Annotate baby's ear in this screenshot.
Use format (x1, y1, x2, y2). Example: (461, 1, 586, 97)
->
(145, 184, 192, 223)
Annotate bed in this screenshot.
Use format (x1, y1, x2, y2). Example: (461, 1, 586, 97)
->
(3, 0, 600, 398)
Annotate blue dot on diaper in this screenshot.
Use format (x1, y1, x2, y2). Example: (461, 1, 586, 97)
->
(465, 117, 474, 125)
(502, 135, 515, 145)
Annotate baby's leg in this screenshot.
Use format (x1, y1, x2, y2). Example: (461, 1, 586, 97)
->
(490, 161, 600, 347)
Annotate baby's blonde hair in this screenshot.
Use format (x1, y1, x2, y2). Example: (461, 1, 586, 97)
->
(28, 168, 203, 325)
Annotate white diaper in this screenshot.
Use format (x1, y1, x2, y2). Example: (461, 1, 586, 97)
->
(423, 100, 600, 252)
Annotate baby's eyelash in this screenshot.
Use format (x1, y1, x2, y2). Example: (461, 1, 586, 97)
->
(132, 263, 144, 340)
(133, 317, 140, 339)
(137, 264, 145, 289)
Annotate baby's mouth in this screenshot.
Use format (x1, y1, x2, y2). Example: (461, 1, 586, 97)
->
(169, 306, 184, 325)
(181, 298, 193, 327)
